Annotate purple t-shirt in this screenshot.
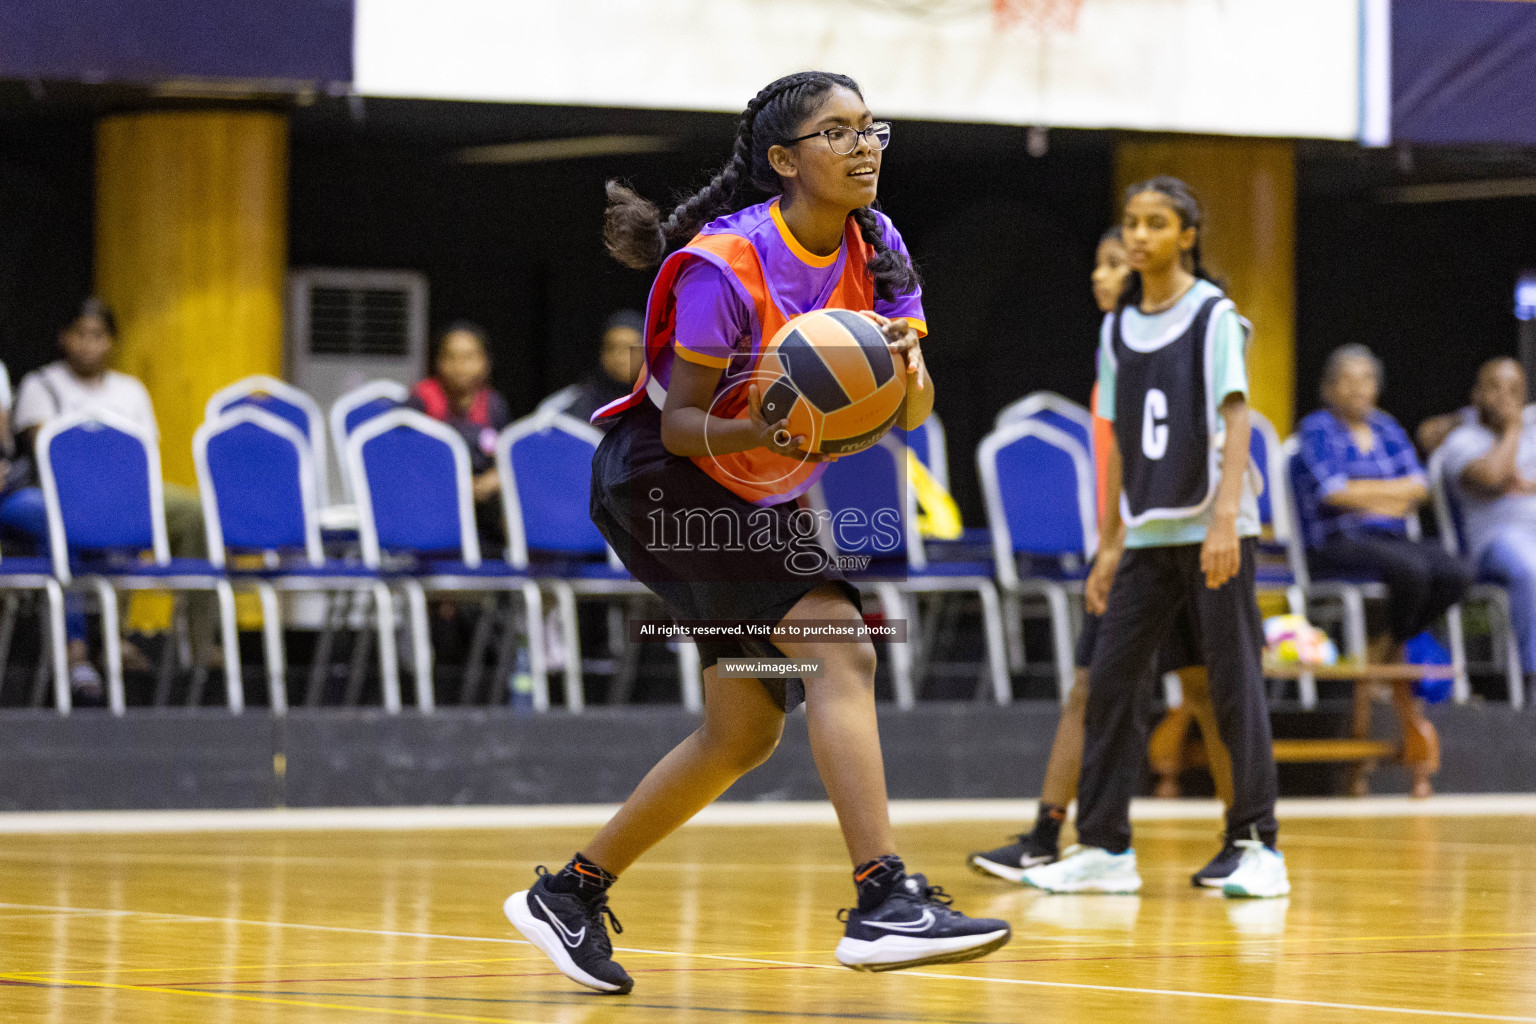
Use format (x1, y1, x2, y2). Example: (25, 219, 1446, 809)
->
(662, 200, 926, 393)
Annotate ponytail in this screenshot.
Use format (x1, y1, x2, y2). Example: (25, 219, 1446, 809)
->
(603, 71, 921, 299)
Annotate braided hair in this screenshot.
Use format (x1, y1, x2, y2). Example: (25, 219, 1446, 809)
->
(604, 71, 921, 302)
(1116, 175, 1220, 311)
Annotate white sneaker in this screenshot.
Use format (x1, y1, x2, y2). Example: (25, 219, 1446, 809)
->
(1220, 840, 1291, 899)
(1019, 845, 1142, 894)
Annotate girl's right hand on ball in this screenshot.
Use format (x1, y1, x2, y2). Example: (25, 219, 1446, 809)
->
(747, 384, 818, 459)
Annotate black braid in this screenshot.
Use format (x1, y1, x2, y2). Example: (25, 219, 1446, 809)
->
(604, 70, 921, 299)
(851, 206, 922, 303)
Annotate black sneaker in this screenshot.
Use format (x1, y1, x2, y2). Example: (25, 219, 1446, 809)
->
(835, 873, 1011, 972)
(1191, 841, 1243, 889)
(968, 832, 1058, 883)
(504, 868, 633, 994)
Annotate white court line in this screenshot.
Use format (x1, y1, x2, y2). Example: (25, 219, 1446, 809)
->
(2, 900, 1531, 1022)
(1, 794, 1534, 835)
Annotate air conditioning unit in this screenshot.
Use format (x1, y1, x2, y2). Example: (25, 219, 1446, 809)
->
(286, 268, 428, 414)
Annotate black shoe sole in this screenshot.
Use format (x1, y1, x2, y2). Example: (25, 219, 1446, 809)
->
(845, 930, 1012, 973)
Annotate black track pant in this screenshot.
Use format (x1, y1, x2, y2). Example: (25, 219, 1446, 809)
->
(1076, 539, 1279, 854)
(1309, 533, 1469, 644)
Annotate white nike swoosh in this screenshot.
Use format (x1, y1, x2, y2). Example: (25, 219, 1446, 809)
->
(863, 908, 935, 933)
(534, 894, 587, 948)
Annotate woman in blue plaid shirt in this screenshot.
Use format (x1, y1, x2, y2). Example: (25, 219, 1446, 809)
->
(1294, 344, 1469, 663)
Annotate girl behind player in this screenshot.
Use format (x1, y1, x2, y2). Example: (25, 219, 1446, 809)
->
(1020, 177, 1288, 899)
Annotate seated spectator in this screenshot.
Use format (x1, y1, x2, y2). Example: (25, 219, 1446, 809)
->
(409, 321, 512, 541)
(540, 309, 643, 429)
(1418, 396, 1534, 457)
(1440, 358, 1536, 700)
(0, 298, 217, 698)
(1294, 344, 1469, 663)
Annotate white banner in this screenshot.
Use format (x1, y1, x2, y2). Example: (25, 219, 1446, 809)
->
(356, 0, 1359, 139)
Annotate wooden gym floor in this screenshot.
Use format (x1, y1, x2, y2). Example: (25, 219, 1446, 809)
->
(0, 801, 1533, 1023)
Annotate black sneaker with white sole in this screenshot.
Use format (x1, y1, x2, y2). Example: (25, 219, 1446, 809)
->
(1190, 841, 1243, 889)
(835, 873, 1011, 972)
(504, 869, 633, 994)
(968, 832, 1058, 883)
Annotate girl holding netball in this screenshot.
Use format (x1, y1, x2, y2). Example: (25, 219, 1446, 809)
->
(504, 71, 1010, 994)
(1020, 177, 1289, 898)
(969, 227, 1236, 885)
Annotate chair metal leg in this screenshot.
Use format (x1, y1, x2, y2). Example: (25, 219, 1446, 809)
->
(678, 638, 703, 713)
(399, 580, 435, 712)
(255, 583, 287, 715)
(1000, 591, 1025, 675)
(370, 582, 403, 714)
(306, 592, 344, 707)
(44, 582, 69, 715)
(459, 596, 498, 705)
(521, 583, 549, 712)
(1444, 603, 1471, 705)
(1041, 583, 1074, 706)
(974, 582, 1011, 706)
(1340, 588, 1369, 661)
(553, 583, 583, 713)
(0, 594, 18, 701)
(87, 578, 127, 716)
(213, 581, 245, 714)
(1485, 588, 1525, 710)
(155, 593, 183, 706)
(873, 583, 914, 709)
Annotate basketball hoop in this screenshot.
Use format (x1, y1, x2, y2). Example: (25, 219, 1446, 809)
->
(993, 0, 1083, 32)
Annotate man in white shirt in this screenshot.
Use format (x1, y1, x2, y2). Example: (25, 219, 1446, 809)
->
(2, 299, 215, 698)
(1441, 357, 1536, 707)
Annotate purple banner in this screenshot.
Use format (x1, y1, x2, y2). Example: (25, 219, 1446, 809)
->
(0, 0, 352, 85)
(1393, 0, 1536, 146)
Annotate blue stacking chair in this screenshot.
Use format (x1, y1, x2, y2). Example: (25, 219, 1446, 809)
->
(207, 375, 332, 507)
(1426, 449, 1523, 708)
(35, 410, 242, 715)
(498, 410, 702, 712)
(995, 391, 1094, 457)
(977, 418, 1096, 702)
(348, 408, 547, 713)
(890, 412, 950, 491)
(0, 547, 68, 713)
(812, 434, 1009, 708)
(329, 380, 408, 503)
(196, 406, 398, 714)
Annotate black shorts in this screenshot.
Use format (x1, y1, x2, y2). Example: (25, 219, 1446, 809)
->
(1074, 589, 1203, 674)
(590, 403, 860, 711)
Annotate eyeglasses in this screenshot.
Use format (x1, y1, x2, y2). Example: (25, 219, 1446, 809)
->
(786, 122, 891, 156)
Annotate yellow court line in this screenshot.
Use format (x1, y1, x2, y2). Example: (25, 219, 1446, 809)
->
(5, 955, 530, 979)
(5, 899, 1535, 962)
(0, 973, 547, 1024)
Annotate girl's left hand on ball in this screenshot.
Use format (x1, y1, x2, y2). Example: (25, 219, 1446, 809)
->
(866, 312, 924, 389)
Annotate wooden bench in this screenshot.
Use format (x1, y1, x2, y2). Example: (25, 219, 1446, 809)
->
(1148, 660, 1449, 799)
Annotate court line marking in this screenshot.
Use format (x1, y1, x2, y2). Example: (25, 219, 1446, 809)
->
(3, 901, 1534, 1022)
(5, 901, 1533, 967)
(1, 794, 1533, 834)
(0, 974, 548, 1024)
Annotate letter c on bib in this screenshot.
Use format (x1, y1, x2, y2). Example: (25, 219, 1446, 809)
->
(1142, 388, 1169, 460)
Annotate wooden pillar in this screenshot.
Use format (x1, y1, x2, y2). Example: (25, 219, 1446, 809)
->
(95, 111, 288, 486)
(1115, 137, 1296, 433)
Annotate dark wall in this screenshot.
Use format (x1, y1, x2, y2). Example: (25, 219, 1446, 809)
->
(1297, 172, 1536, 434)
(0, 114, 94, 380)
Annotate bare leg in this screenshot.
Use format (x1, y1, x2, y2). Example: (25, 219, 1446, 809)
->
(1178, 666, 1235, 807)
(1038, 668, 1089, 808)
(582, 667, 784, 875)
(774, 584, 896, 867)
